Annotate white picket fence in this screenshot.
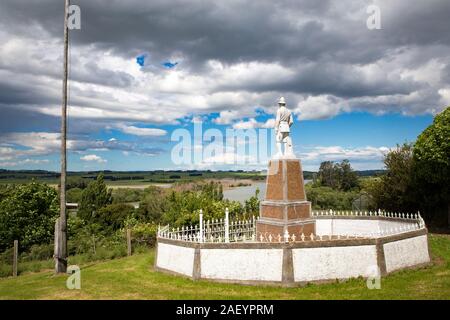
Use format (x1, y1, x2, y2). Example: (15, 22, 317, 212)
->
(157, 209, 425, 243)
(157, 208, 257, 243)
(311, 209, 424, 221)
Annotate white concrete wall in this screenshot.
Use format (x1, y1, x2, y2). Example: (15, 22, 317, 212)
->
(378, 220, 417, 233)
(156, 243, 195, 277)
(315, 219, 333, 235)
(292, 245, 378, 282)
(316, 219, 418, 237)
(383, 235, 430, 273)
(200, 249, 283, 282)
(332, 219, 379, 236)
(155, 230, 429, 283)
(316, 219, 379, 236)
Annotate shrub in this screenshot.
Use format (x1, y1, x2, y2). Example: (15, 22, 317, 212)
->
(96, 203, 135, 231)
(112, 188, 144, 204)
(78, 173, 112, 222)
(0, 182, 58, 252)
(66, 187, 83, 203)
(306, 185, 358, 210)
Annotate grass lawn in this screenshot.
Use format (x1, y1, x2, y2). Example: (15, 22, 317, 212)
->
(0, 234, 449, 300)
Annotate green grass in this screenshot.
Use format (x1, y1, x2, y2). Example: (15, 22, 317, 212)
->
(0, 234, 449, 300)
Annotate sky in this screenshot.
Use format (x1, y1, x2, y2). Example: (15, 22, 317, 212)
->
(0, 0, 448, 172)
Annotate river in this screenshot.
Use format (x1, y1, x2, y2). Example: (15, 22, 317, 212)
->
(223, 180, 312, 203)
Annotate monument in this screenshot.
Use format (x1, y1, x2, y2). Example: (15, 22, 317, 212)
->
(256, 97, 315, 240)
(154, 96, 430, 286)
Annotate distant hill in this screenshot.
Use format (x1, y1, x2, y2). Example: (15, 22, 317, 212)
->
(355, 170, 386, 177)
(0, 168, 385, 185)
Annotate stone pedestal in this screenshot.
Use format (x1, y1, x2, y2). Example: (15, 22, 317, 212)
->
(256, 159, 315, 240)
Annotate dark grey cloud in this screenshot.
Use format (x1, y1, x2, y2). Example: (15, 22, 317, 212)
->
(69, 138, 165, 156)
(216, 62, 423, 98)
(2, 0, 445, 66)
(0, 106, 59, 134)
(441, 63, 450, 85)
(0, 0, 449, 134)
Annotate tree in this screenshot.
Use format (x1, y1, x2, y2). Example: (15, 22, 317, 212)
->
(367, 144, 417, 213)
(112, 188, 144, 204)
(318, 161, 336, 189)
(0, 182, 59, 252)
(336, 159, 359, 191)
(317, 160, 359, 191)
(136, 186, 167, 223)
(414, 107, 450, 226)
(77, 173, 112, 222)
(0, 185, 13, 202)
(96, 203, 135, 231)
(66, 177, 89, 190)
(244, 188, 260, 216)
(306, 185, 358, 210)
(66, 187, 83, 203)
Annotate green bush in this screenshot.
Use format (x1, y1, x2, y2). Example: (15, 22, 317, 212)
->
(0, 182, 58, 252)
(0, 247, 13, 265)
(78, 173, 112, 222)
(66, 177, 89, 190)
(112, 188, 144, 204)
(96, 203, 135, 231)
(317, 160, 359, 191)
(21, 243, 54, 262)
(0, 263, 11, 278)
(126, 222, 158, 247)
(66, 187, 83, 203)
(306, 185, 358, 210)
(137, 186, 168, 223)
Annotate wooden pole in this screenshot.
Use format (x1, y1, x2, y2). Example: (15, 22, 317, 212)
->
(55, 0, 70, 274)
(13, 240, 18, 277)
(127, 229, 132, 256)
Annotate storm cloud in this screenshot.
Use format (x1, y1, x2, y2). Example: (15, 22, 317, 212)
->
(0, 0, 449, 167)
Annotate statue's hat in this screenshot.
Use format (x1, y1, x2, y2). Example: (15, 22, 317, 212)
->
(278, 97, 286, 105)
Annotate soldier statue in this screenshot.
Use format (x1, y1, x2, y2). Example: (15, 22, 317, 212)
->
(274, 97, 295, 159)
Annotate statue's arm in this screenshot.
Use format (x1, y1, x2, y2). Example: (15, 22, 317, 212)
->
(275, 111, 280, 131)
(288, 113, 294, 126)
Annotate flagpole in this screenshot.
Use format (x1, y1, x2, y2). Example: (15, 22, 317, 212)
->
(56, 0, 70, 274)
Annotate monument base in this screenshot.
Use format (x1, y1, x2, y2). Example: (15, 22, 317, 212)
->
(256, 218, 316, 240)
(256, 158, 315, 240)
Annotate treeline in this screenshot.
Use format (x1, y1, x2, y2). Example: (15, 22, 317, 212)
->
(305, 159, 360, 210)
(0, 174, 260, 276)
(366, 107, 449, 227)
(0, 107, 447, 276)
(301, 107, 449, 227)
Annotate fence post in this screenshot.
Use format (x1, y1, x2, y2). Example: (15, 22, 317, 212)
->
(225, 208, 230, 243)
(199, 209, 204, 243)
(13, 240, 18, 277)
(127, 229, 132, 256)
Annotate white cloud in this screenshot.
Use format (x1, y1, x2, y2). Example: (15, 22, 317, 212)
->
(202, 151, 258, 166)
(299, 146, 390, 162)
(80, 154, 107, 163)
(0, 146, 15, 161)
(0, 158, 50, 167)
(116, 124, 167, 136)
(213, 110, 240, 125)
(295, 95, 348, 120)
(232, 118, 275, 129)
(21, 159, 50, 165)
(0, 132, 61, 157)
(232, 118, 259, 130)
